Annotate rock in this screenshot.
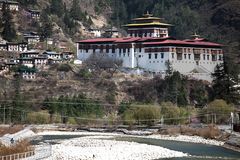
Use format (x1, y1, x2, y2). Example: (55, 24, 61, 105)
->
(226, 135, 240, 148)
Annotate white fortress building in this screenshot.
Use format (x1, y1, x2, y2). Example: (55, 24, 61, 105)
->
(77, 13, 224, 82)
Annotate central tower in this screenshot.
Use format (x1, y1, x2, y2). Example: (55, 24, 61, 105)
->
(124, 12, 172, 38)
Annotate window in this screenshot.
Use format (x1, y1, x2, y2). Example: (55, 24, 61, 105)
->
(172, 53, 174, 59)
(184, 54, 187, 59)
(149, 53, 152, 59)
(212, 55, 217, 61)
(106, 45, 109, 53)
(123, 48, 126, 53)
(112, 45, 115, 53)
(177, 53, 182, 60)
(207, 55, 210, 60)
(194, 54, 200, 60)
(119, 48, 122, 53)
(128, 48, 130, 53)
(188, 54, 191, 59)
(219, 55, 223, 61)
(161, 53, 164, 59)
(155, 53, 158, 59)
(203, 54, 206, 60)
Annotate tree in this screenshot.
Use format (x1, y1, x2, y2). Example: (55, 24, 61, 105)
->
(63, 12, 75, 31)
(85, 54, 123, 77)
(1, 2, 17, 42)
(17, 0, 37, 6)
(70, 0, 83, 21)
(212, 62, 240, 104)
(50, 0, 64, 17)
(39, 10, 53, 40)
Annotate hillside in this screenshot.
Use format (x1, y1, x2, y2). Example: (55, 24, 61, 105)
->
(110, 0, 240, 65)
(0, 0, 239, 124)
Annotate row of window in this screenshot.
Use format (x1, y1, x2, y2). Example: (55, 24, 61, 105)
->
(171, 48, 222, 54)
(172, 53, 223, 61)
(148, 53, 165, 59)
(119, 53, 130, 57)
(83, 47, 143, 54)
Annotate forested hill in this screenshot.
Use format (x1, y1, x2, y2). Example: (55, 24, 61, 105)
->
(110, 0, 239, 65)
(1, 0, 239, 68)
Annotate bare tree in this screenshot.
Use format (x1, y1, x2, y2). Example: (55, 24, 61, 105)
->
(85, 53, 123, 77)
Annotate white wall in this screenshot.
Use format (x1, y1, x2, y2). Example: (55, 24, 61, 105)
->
(77, 43, 224, 81)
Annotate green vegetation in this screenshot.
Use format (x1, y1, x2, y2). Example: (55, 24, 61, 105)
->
(38, 10, 53, 40)
(212, 63, 240, 104)
(26, 111, 50, 124)
(1, 3, 17, 42)
(200, 99, 234, 124)
(120, 102, 193, 126)
(43, 94, 104, 123)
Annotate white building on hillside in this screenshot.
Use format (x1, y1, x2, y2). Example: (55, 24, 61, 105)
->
(0, 0, 19, 11)
(77, 13, 224, 82)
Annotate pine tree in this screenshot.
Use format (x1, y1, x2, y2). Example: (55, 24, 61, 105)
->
(1, 3, 17, 42)
(212, 61, 240, 104)
(70, 0, 82, 21)
(39, 11, 53, 40)
(50, 0, 64, 17)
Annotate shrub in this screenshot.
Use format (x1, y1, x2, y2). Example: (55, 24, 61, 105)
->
(123, 110, 135, 126)
(0, 140, 33, 156)
(0, 126, 23, 137)
(105, 92, 116, 104)
(26, 111, 50, 124)
(118, 102, 131, 115)
(78, 68, 92, 79)
(202, 99, 234, 124)
(68, 117, 77, 125)
(132, 105, 161, 126)
(57, 64, 72, 72)
(160, 102, 180, 125)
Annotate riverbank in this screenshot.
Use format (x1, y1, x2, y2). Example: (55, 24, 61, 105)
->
(39, 131, 240, 160)
(37, 130, 224, 146)
(43, 135, 188, 160)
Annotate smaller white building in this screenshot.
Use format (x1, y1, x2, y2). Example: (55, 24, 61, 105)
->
(43, 51, 62, 60)
(28, 9, 40, 19)
(0, 0, 19, 11)
(88, 28, 102, 38)
(7, 42, 28, 52)
(24, 33, 40, 45)
(21, 72, 36, 80)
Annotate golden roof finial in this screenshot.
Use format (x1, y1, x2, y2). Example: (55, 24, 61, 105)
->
(191, 32, 201, 39)
(143, 11, 153, 17)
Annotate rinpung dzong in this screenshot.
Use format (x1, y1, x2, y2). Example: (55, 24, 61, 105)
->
(77, 13, 224, 82)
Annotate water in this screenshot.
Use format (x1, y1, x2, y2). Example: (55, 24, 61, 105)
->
(31, 135, 85, 145)
(114, 137, 240, 160)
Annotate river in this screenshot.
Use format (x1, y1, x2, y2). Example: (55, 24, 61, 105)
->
(32, 134, 240, 160)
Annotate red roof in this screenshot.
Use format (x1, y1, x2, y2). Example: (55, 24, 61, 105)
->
(78, 38, 119, 43)
(78, 37, 223, 47)
(78, 37, 173, 43)
(144, 39, 223, 47)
